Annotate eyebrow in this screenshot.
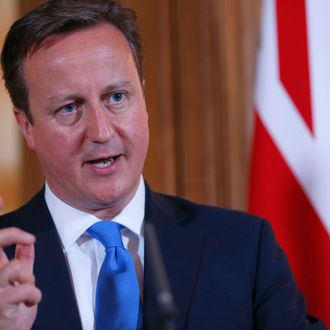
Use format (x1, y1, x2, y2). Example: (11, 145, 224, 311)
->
(100, 81, 134, 96)
(47, 81, 135, 105)
(47, 93, 81, 104)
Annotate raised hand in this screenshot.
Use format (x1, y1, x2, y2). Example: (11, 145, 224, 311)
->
(0, 228, 41, 330)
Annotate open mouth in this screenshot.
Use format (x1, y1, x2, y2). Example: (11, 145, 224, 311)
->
(87, 155, 120, 168)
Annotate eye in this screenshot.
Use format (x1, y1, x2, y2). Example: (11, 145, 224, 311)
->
(58, 103, 78, 115)
(55, 102, 83, 126)
(103, 91, 128, 110)
(108, 92, 126, 104)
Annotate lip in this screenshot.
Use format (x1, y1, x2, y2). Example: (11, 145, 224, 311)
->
(84, 154, 123, 175)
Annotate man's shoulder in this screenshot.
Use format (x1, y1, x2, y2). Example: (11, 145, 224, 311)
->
(147, 189, 268, 237)
(0, 189, 46, 230)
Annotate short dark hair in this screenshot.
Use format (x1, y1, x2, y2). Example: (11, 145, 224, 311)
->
(1, 0, 143, 123)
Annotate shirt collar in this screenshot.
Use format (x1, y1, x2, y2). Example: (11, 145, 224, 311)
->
(45, 176, 146, 252)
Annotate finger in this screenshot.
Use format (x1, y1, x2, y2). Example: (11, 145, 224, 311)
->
(0, 283, 42, 307)
(0, 248, 9, 267)
(0, 228, 35, 248)
(0, 260, 35, 287)
(15, 243, 34, 274)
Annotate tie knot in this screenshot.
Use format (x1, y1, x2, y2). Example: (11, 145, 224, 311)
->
(87, 221, 124, 249)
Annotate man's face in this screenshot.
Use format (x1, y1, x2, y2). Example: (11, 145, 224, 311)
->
(17, 24, 149, 217)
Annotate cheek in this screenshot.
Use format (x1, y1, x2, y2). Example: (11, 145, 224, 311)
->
(131, 112, 149, 147)
(135, 116, 149, 164)
(117, 106, 148, 139)
(32, 126, 79, 163)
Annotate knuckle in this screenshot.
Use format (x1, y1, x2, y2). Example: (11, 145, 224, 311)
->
(23, 283, 42, 305)
(30, 274, 36, 284)
(36, 287, 42, 301)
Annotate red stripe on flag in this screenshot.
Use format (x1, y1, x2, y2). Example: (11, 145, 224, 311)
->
(249, 114, 330, 328)
(276, 0, 314, 133)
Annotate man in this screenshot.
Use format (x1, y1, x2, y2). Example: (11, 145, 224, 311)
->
(0, 0, 325, 329)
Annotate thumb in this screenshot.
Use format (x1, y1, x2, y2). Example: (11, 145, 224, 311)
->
(15, 243, 35, 274)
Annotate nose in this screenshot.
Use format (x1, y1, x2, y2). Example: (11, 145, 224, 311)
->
(86, 103, 113, 143)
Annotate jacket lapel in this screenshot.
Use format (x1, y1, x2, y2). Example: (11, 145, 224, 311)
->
(143, 188, 206, 329)
(9, 190, 82, 330)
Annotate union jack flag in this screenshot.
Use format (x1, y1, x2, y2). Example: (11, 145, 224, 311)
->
(249, 0, 330, 327)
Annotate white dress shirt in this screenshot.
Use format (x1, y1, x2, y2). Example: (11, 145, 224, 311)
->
(45, 176, 145, 330)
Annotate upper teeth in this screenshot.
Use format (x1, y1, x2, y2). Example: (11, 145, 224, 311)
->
(94, 157, 114, 168)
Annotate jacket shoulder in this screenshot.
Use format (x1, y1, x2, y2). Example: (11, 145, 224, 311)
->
(148, 189, 267, 233)
(0, 189, 46, 231)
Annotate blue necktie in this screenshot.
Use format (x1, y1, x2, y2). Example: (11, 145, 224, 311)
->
(87, 221, 140, 330)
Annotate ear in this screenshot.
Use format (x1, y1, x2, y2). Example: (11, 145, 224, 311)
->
(14, 108, 36, 150)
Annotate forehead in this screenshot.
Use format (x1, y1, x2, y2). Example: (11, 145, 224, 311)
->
(22, 23, 142, 103)
(24, 23, 135, 79)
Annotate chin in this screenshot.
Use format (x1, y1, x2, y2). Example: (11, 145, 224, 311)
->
(82, 178, 136, 206)
(90, 188, 126, 206)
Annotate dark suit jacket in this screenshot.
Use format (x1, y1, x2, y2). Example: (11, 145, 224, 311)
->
(0, 187, 325, 330)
